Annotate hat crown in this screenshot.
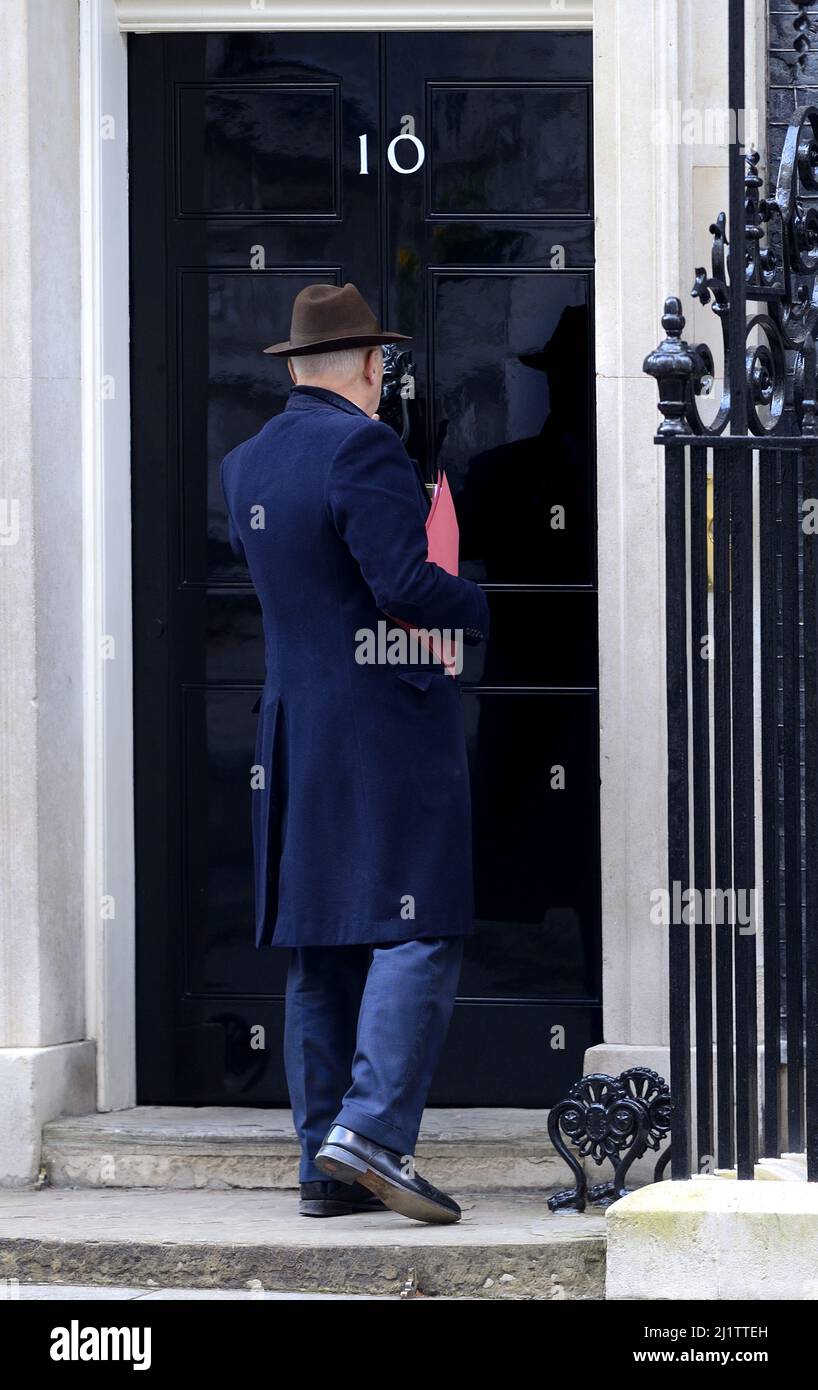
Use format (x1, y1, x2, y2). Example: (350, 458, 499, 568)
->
(262, 280, 410, 356)
(290, 283, 379, 345)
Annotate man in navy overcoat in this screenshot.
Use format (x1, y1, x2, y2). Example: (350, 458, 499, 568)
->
(220, 283, 489, 1223)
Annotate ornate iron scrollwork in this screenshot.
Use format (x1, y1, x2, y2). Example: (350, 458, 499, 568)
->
(645, 109, 818, 437)
(547, 1067, 673, 1214)
(786, 2, 818, 78)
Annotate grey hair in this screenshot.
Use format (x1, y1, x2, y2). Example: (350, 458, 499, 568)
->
(290, 346, 376, 382)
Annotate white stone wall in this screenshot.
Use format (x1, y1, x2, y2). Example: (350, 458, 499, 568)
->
(587, 0, 767, 1102)
(0, 0, 96, 1184)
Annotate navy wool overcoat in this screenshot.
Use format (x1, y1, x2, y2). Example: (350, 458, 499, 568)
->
(219, 384, 490, 949)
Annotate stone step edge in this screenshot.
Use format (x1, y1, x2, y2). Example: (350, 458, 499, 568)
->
(42, 1133, 564, 1153)
(42, 1124, 556, 1148)
(41, 1124, 573, 1190)
(0, 1231, 606, 1299)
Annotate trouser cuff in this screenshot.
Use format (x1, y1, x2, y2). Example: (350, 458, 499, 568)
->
(332, 1103, 415, 1157)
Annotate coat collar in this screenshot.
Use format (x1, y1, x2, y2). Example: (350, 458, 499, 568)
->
(285, 384, 371, 419)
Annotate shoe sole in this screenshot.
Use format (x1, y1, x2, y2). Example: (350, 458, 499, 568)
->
(315, 1142, 460, 1225)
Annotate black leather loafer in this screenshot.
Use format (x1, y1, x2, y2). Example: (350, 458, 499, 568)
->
(299, 1178, 387, 1217)
(315, 1124, 461, 1225)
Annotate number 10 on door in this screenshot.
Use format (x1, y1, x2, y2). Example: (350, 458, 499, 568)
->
(359, 117, 426, 175)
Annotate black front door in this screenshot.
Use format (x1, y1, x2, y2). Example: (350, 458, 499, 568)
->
(129, 29, 600, 1106)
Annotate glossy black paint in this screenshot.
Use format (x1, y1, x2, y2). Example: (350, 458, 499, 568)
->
(130, 30, 600, 1106)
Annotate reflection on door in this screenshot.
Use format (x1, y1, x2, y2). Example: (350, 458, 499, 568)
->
(130, 30, 600, 1106)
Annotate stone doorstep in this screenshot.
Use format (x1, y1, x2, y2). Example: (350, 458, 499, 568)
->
(0, 1187, 606, 1300)
(606, 1175, 818, 1301)
(42, 1106, 583, 1193)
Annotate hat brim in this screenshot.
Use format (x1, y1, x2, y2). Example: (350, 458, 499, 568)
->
(263, 329, 412, 357)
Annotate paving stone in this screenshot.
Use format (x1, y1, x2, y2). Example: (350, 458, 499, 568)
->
(0, 1187, 606, 1300)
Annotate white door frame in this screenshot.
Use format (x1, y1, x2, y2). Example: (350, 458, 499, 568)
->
(115, 1, 593, 32)
(86, 0, 739, 1108)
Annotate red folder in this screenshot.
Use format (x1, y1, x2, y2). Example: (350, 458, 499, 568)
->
(390, 469, 460, 676)
(426, 469, 459, 575)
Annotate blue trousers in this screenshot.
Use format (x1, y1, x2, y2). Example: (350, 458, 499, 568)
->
(283, 935, 465, 1181)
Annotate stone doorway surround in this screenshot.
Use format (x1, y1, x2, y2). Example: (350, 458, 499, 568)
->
(0, 0, 766, 1184)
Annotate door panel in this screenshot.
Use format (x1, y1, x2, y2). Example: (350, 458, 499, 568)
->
(130, 29, 600, 1107)
(430, 269, 593, 585)
(463, 690, 600, 996)
(176, 83, 342, 217)
(427, 84, 591, 217)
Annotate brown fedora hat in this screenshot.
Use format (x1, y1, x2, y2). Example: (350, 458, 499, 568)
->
(263, 282, 411, 357)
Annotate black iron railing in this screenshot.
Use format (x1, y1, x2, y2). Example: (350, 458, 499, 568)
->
(644, 0, 818, 1180)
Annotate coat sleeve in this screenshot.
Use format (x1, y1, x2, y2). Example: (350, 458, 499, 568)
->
(326, 420, 489, 644)
(219, 454, 247, 564)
